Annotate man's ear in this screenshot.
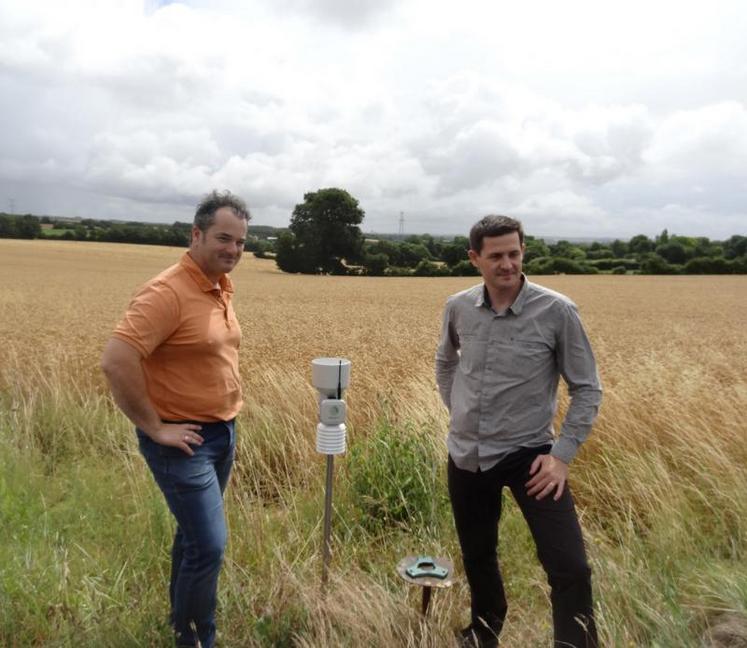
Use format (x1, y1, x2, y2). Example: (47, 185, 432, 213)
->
(191, 225, 201, 245)
(468, 249, 479, 268)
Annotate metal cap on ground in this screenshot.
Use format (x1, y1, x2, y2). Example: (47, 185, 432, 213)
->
(396, 555, 454, 616)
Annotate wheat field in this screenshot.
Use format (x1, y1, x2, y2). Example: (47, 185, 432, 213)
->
(1, 238, 746, 647)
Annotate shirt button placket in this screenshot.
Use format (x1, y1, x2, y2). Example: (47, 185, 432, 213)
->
(477, 315, 495, 439)
(482, 315, 504, 439)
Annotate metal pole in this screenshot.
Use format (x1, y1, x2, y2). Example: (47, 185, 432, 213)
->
(421, 586, 433, 616)
(321, 454, 335, 590)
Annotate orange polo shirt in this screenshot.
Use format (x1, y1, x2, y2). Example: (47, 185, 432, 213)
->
(112, 252, 243, 422)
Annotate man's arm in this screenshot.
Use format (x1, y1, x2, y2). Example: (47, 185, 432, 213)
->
(552, 302, 603, 464)
(101, 338, 203, 455)
(526, 301, 602, 500)
(435, 300, 459, 410)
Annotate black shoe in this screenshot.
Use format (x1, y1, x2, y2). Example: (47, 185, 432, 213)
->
(456, 624, 499, 648)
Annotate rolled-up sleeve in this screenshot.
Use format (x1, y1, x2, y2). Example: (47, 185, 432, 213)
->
(435, 299, 460, 410)
(551, 302, 603, 464)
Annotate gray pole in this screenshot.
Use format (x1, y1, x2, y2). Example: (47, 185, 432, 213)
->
(321, 454, 335, 589)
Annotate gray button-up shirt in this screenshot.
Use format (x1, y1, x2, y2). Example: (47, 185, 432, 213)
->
(435, 277, 602, 472)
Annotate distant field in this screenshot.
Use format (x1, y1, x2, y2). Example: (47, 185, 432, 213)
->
(1, 239, 746, 647)
(38, 227, 76, 237)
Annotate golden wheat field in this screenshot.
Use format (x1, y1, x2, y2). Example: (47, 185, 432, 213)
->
(3, 238, 746, 447)
(3, 237, 745, 402)
(2, 237, 747, 647)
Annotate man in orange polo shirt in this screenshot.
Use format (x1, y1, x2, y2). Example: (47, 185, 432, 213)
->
(101, 190, 249, 648)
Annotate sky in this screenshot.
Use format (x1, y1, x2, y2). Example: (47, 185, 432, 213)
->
(1, 0, 746, 239)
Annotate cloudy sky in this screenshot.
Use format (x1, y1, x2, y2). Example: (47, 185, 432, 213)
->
(1, 0, 746, 239)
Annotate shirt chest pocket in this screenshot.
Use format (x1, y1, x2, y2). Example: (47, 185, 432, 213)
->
(502, 338, 552, 379)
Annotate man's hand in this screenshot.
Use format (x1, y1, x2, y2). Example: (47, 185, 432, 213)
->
(526, 454, 568, 501)
(151, 423, 204, 457)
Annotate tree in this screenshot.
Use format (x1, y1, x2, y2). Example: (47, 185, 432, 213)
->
(413, 259, 449, 276)
(683, 257, 733, 274)
(247, 238, 274, 259)
(450, 260, 479, 276)
(723, 235, 747, 259)
(586, 258, 640, 271)
(0, 215, 17, 238)
(397, 242, 431, 268)
(527, 257, 594, 275)
(407, 233, 442, 258)
(641, 254, 679, 274)
(628, 234, 653, 254)
(278, 188, 365, 274)
(276, 231, 314, 273)
(523, 238, 550, 263)
(363, 252, 389, 276)
(585, 246, 614, 260)
(610, 239, 628, 257)
(440, 237, 469, 266)
(655, 241, 689, 265)
(15, 215, 42, 239)
(366, 239, 400, 263)
(549, 240, 586, 260)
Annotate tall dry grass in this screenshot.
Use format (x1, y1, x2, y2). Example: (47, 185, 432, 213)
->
(1, 239, 746, 647)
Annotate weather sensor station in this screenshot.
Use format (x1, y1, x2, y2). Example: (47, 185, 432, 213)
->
(311, 357, 351, 588)
(311, 357, 453, 614)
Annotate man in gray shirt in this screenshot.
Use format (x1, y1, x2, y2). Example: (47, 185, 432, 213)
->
(436, 215, 601, 648)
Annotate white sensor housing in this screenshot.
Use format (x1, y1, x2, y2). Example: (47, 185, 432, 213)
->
(312, 357, 351, 456)
(320, 399, 347, 426)
(312, 357, 351, 398)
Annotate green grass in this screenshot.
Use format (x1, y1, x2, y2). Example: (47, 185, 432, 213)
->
(2, 354, 746, 647)
(39, 229, 76, 238)
(0, 452, 171, 646)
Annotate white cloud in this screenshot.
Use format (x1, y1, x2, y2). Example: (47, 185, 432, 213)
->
(0, 0, 745, 238)
(511, 190, 607, 236)
(646, 102, 747, 178)
(271, 0, 400, 28)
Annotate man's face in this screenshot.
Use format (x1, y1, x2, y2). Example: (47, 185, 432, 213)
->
(190, 206, 248, 281)
(468, 232, 525, 293)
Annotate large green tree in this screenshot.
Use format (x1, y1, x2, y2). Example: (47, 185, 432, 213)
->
(277, 188, 365, 274)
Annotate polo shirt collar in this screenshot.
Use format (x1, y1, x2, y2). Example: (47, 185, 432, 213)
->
(181, 252, 234, 294)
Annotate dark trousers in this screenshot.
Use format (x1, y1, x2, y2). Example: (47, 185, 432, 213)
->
(448, 446, 598, 647)
(138, 420, 236, 648)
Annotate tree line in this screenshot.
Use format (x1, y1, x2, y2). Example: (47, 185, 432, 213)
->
(272, 188, 747, 276)
(2, 193, 746, 276)
(0, 213, 273, 249)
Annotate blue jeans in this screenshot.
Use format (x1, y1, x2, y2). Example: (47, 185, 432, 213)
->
(137, 420, 236, 648)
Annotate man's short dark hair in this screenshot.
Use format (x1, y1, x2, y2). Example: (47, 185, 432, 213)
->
(194, 190, 250, 232)
(469, 215, 524, 253)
